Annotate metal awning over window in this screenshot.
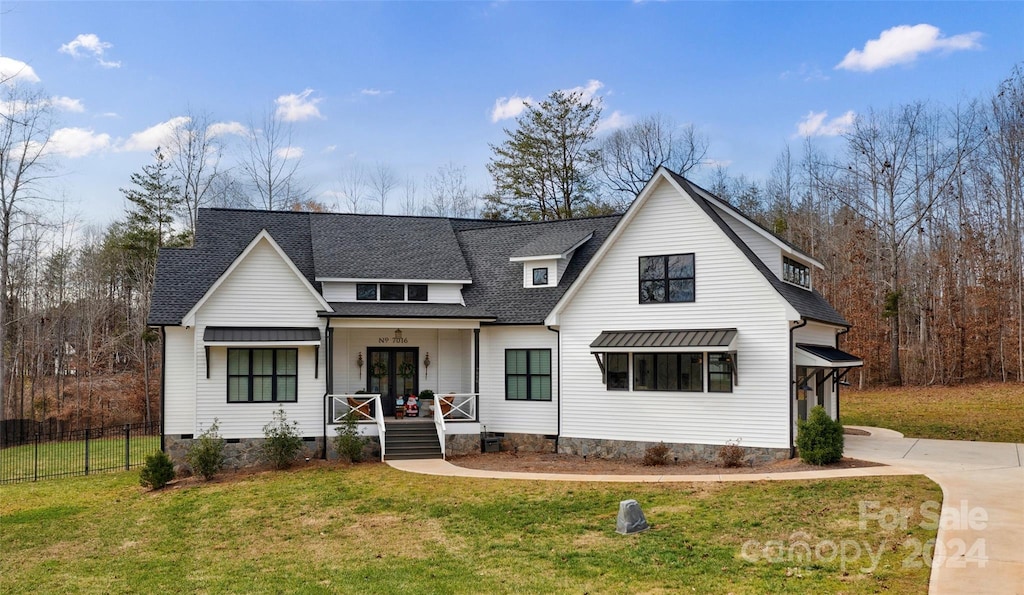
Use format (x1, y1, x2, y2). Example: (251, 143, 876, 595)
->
(590, 329, 737, 353)
(795, 344, 863, 368)
(203, 327, 322, 346)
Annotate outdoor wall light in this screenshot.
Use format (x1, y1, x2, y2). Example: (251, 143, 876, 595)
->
(394, 329, 403, 341)
(423, 352, 431, 377)
(356, 351, 364, 378)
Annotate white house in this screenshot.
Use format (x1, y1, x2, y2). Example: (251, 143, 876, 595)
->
(149, 168, 861, 467)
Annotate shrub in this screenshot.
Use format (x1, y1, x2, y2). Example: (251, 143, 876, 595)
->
(139, 450, 175, 489)
(642, 442, 671, 466)
(719, 438, 745, 468)
(262, 408, 304, 469)
(334, 411, 368, 463)
(186, 419, 226, 480)
(796, 406, 845, 465)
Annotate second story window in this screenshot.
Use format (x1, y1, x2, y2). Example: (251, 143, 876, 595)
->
(639, 254, 695, 304)
(783, 257, 811, 289)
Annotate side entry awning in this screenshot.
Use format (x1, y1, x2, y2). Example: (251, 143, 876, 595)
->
(590, 329, 737, 353)
(795, 344, 863, 368)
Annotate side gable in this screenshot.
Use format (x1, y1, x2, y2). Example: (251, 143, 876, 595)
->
(182, 229, 330, 326)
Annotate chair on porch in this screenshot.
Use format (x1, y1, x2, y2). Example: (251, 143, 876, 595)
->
(347, 396, 373, 420)
(439, 394, 454, 418)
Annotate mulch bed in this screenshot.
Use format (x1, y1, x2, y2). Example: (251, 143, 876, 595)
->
(449, 451, 881, 475)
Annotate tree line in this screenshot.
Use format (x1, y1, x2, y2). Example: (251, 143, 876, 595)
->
(0, 65, 1020, 432)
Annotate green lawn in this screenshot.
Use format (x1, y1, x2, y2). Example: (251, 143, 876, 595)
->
(841, 382, 1024, 442)
(0, 463, 939, 594)
(0, 434, 160, 483)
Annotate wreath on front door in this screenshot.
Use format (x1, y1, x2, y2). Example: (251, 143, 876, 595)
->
(370, 360, 388, 378)
(397, 361, 416, 379)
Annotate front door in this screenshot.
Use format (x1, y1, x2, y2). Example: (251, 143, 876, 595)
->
(367, 348, 418, 418)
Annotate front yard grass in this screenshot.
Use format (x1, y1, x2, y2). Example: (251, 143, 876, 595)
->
(0, 463, 939, 593)
(842, 382, 1024, 442)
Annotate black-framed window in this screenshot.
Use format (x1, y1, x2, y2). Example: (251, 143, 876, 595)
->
(639, 254, 695, 303)
(381, 283, 404, 301)
(227, 348, 298, 402)
(505, 349, 552, 401)
(633, 352, 705, 392)
(532, 267, 549, 286)
(356, 283, 377, 301)
(606, 353, 629, 390)
(709, 354, 733, 393)
(783, 257, 810, 289)
(408, 284, 428, 301)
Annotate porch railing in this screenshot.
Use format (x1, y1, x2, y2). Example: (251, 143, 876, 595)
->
(433, 396, 446, 460)
(432, 393, 479, 461)
(327, 394, 386, 461)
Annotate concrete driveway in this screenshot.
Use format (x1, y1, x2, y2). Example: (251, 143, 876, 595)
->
(845, 428, 1024, 595)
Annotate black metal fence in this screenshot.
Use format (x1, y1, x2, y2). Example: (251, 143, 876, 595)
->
(0, 421, 161, 484)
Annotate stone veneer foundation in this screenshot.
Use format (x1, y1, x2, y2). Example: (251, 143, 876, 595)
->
(557, 437, 790, 465)
(164, 435, 382, 474)
(443, 434, 480, 457)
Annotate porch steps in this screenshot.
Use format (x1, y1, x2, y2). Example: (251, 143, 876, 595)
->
(384, 422, 443, 460)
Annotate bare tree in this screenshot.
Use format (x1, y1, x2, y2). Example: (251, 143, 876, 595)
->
(368, 161, 399, 215)
(336, 163, 367, 213)
(168, 107, 223, 239)
(599, 114, 708, 200)
(0, 84, 53, 420)
(400, 175, 418, 215)
(424, 162, 476, 218)
(238, 110, 308, 210)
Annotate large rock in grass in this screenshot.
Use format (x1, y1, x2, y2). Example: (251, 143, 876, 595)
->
(616, 499, 650, 534)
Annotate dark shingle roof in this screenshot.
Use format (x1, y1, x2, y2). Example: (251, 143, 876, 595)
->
(456, 216, 621, 324)
(310, 214, 471, 281)
(666, 170, 849, 327)
(510, 229, 594, 259)
(322, 302, 495, 320)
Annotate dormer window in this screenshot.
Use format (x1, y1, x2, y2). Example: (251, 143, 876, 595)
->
(533, 267, 549, 286)
(783, 257, 811, 289)
(356, 283, 429, 302)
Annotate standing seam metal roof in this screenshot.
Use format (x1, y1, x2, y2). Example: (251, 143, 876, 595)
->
(590, 329, 737, 349)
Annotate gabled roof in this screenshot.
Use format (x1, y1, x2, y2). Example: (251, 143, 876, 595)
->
(509, 229, 594, 260)
(310, 214, 471, 281)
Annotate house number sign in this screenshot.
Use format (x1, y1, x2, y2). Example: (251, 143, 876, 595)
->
(378, 336, 409, 344)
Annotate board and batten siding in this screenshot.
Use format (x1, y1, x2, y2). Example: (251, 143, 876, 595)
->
(321, 282, 464, 304)
(163, 326, 195, 434)
(191, 237, 326, 439)
(478, 325, 558, 435)
(557, 178, 794, 449)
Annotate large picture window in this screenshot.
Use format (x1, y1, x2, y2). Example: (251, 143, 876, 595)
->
(505, 349, 552, 401)
(639, 254, 695, 303)
(227, 348, 298, 402)
(631, 353, 705, 392)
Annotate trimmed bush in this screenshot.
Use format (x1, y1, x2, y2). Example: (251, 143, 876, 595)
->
(796, 406, 844, 465)
(642, 442, 671, 466)
(186, 419, 226, 480)
(719, 439, 745, 468)
(334, 411, 368, 463)
(139, 450, 175, 489)
(262, 408, 304, 469)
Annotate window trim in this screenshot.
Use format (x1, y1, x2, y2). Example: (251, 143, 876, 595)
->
(605, 352, 629, 391)
(355, 283, 377, 301)
(407, 284, 428, 301)
(532, 267, 549, 286)
(380, 283, 405, 301)
(782, 256, 811, 289)
(708, 353, 734, 393)
(226, 348, 298, 403)
(504, 348, 553, 401)
(638, 253, 696, 304)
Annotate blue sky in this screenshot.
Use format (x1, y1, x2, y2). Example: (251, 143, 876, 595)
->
(2, 1, 1021, 225)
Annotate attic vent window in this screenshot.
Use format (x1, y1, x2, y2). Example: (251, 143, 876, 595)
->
(533, 267, 549, 286)
(783, 257, 811, 289)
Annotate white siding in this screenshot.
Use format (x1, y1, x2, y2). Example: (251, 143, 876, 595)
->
(321, 281, 464, 304)
(478, 326, 558, 435)
(163, 326, 195, 434)
(557, 178, 793, 449)
(192, 237, 327, 439)
(712, 204, 783, 279)
(794, 321, 839, 347)
(521, 259, 559, 288)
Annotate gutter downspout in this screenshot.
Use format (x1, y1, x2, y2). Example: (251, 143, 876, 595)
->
(322, 319, 331, 460)
(547, 325, 560, 454)
(835, 327, 850, 423)
(159, 326, 166, 452)
(789, 319, 807, 459)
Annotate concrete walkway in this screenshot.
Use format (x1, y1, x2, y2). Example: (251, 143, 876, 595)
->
(389, 428, 1024, 594)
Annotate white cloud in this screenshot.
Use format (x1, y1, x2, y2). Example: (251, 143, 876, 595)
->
(97, 112, 119, 118)
(836, 24, 982, 72)
(59, 33, 121, 68)
(207, 121, 249, 138)
(275, 89, 323, 122)
(562, 79, 604, 102)
(275, 146, 304, 160)
(780, 63, 829, 82)
(0, 56, 41, 84)
(120, 116, 190, 152)
(796, 110, 856, 137)
(323, 145, 337, 153)
(50, 127, 111, 157)
(491, 95, 532, 122)
(49, 96, 85, 112)
(596, 110, 630, 133)
(360, 88, 392, 96)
